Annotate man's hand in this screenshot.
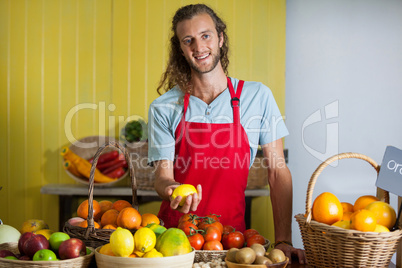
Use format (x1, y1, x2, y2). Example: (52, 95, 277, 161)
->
(275, 243, 306, 265)
(168, 184, 202, 214)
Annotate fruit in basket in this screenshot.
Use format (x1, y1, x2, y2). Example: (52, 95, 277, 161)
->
(246, 234, 266, 247)
(353, 195, 379, 212)
(68, 217, 85, 226)
(141, 213, 160, 227)
(4, 256, 18, 260)
(18, 232, 35, 254)
(20, 219, 49, 234)
(235, 247, 256, 264)
(0, 223, 21, 243)
(331, 220, 351, 229)
(255, 255, 273, 265)
(373, 224, 390, 232)
(203, 240, 223, 250)
(267, 248, 286, 263)
(171, 184, 198, 206)
(101, 209, 119, 227)
(99, 200, 114, 215)
(79, 220, 101, 229)
(49, 232, 70, 252)
(0, 249, 17, 258)
(312, 192, 343, 225)
(77, 199, 102, 221)
(134, 227, 156, 253)
(102, 224, 117, 230)
(34, 229, 54, 240)
(250, 243, 266, 257)
(243, 228, 259, 241)
(112, 200, 133, 212)
(341, 202, 354, 213)
(33, 249, 58, 261)
(226, 248, 239, 262)
(147, 223, 167, 238)
(23, 234, 50, 258)
(365, 201, 396, 229)
(117, 207, 142, 229)
(187, 231, 205, 250)
(222, 230, 245, 249)
(58, 238, 86, 260)
(342, 211, 353, 221)
(99, 243, 115, 256)
(110, 227, 135, 257)
(143, 248, 163, 258)
(155, 227, 192, 256)
(350, 209, 376, 232)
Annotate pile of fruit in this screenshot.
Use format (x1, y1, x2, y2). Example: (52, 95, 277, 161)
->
(312, 192, 397, 232)
(0, 219, 90, 261)
(226, 244, 286, 265)
(61, 147, 127, 183)
(177, 213, 267, 251)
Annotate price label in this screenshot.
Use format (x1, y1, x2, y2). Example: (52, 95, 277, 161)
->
(376, 146, 402, 196)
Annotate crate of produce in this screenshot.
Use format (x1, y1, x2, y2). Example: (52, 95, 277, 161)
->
(63, 141, 141, 248)
(0, 242, 94, 268)
(295, 152, 402, 267)
(62, 136, 129, 187)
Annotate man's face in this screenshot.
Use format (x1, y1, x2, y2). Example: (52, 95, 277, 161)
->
(176, 13, 223, 74)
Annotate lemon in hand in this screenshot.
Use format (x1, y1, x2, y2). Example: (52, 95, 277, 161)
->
(172, 184, 197, 206)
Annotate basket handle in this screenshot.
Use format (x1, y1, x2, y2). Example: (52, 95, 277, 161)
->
(305, 152, 388, 224)
(85, 141, 138, 237)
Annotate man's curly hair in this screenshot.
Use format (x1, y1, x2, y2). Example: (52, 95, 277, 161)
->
(156, 4, 229, 95)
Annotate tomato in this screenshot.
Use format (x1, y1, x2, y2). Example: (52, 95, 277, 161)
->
(203, 226, 222, 242)
(222, 225, 235, 234)
(179, 213, 199, 225)
(222, 230, 245, 250)
(243, 228, 260, 241)
(178, 220, 198, 236)
(202, 240, 223, 250)
(205, 213, 221, 222)
(187, 233, 205, 250)
(246, 234, 266, 247)
(198, 219, 223, 234)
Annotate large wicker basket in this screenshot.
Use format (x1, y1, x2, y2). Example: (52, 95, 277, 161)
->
(0, 242, 94, 268)
(64, 141, 139, 249)
(295, 152, 402, 267)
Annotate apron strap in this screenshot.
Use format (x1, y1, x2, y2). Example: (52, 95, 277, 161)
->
(227, 77, 244, 125)
(183, 93, 190, 117)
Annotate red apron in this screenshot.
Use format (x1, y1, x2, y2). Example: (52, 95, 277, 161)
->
(158, 77, 251, 232)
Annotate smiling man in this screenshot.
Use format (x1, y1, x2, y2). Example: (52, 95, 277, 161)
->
(147, 4, 306, 263)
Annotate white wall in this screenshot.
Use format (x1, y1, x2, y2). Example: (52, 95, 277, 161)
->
(285, 0, 402, 251)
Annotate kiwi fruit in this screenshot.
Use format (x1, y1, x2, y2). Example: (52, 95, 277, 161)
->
(226, 248, 239, 262)
(235, 247, 256, 264)
(250, 243, 266, 257)
(268, 248, 286, 263)
(254, 255, 273, 265)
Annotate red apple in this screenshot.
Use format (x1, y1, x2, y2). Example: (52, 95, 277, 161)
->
(19, 255, 31, 260)
(58, 238, 86, 260)
(0, 249, 17, 258)
(18, 232, 35, 255)
(22, 234, 49, 258)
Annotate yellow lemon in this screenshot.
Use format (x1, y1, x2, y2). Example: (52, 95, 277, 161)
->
(110, 227, 134, 257)
(171, 184, 197, 206)
(99, 243, 115, 256)
(143, 248, 163, 258)
(331, 220, 351, 229)
(34, 229, 54, 240)
(134, 227, 156, 253)
(133, 250, 145, 257)
(373, 224, 390, 233)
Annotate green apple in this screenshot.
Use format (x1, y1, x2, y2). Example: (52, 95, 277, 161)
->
(49, 232, 70, 252)
(33, 249, 58, 261)
(4, 256, 18, 260)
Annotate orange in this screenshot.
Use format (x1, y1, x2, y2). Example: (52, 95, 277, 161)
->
(353, 195, 379, 212)
(101, 209, 119, 227)
(332, 220, 350, 229)
(99, 243, 115, 256)
(365, 201, 396, 229)
(350, 209, 377, 232)
(129, 253, 138, 258)
(102, 224, 117, 230)
(99, 200, 113, 216)
(312, 192, 343, 225)
(342, 211, 353, 221)
(116, 207, 142, 229)
(77, 199, 102, 221)
(112, 200, 133, 212)
(79, 220, 101, 229)
(141, 213, 160, 227)
(341, 202, 354, 213)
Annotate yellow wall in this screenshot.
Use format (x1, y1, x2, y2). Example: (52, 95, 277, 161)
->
(0, 0, 285, 244)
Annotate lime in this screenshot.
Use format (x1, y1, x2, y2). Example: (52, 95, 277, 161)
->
(4, 256, 18, 260)
(147, 223, 167, 239)
(33, 249, 58, 261)
(134, 227, 156, 253)
(171, 184, 197, 206)
(110, 227, 134, 257)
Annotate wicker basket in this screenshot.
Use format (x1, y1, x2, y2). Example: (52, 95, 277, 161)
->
(295, 152, 402, 267)
(66, 136, 128, 187)
(63, 141, 139, 249)
(194, 239, 270, 263)
(0, 242, 94, 268)
(125, 141, 156, 190)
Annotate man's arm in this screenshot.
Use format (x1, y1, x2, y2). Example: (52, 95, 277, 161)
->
(153, 160, 202, 213)
(262, 138, 306, 264)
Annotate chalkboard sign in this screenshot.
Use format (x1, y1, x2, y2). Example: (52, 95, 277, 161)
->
(376, 146, 402, 196)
